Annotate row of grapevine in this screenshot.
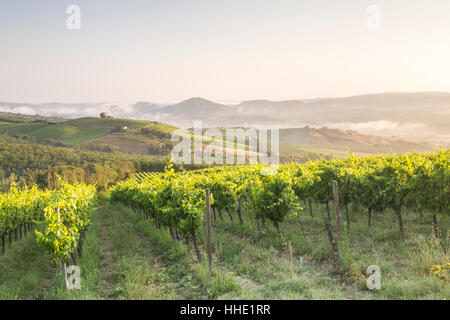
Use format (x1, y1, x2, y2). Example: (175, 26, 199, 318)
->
(110, 150, 448, 255)
(111, 162, 206, 260)
(35, 181, 97, 265)
(0, 180, 97, 266)
(287, 150, 449, 234)
(0, 184, 48, 253)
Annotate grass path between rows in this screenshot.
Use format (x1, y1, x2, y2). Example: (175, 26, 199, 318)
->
(210, 220, 367, 299)
(0, 226, 56, 299)
(2, 203, 445, 300)
(96, 203, 184, 299)
(97, 207, 118, 298)
(209, 205, 449, 300)
(114, 204, 370, 299)
(114, 204, 239, 299)
(0, 204, 373, 300)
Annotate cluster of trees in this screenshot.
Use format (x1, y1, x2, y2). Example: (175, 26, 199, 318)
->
(99, 112, 114, 119)
(0, 133, 70, 148)
(281, 151, 333, 163)
(140, 127, 172, 139)
(0, 112, 62, 124)
(0, 140, 208, 191)
(147, 141, 176, 156)
(80, 143, 117, 153)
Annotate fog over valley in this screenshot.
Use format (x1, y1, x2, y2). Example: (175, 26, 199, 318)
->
(2, 92, 449, 146)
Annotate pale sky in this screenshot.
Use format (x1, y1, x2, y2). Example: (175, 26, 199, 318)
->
(1, 0, 449, 103)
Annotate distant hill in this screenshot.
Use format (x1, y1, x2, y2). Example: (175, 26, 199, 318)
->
(162, 97, 232, 115)
(199, 125, 432, 162)
(0, 112, 436, 163)
(0, 115, 177, 155)
(80, 120, 176, 155)
(150, 97, 243, 127)
(131, 92, 450, 145)
(2, 92, 449, 145)
(233, 92, 450, 145)
(66, 117, 151, 130)
(0, 111, 64, 123)
(279, 127, 432, 155)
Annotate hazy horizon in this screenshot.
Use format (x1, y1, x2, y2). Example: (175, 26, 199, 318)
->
(1, 1, 450, 103)
(2, 90, 450, 106)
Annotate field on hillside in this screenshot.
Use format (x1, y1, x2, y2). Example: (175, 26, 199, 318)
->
(0, 117, 176, 150)
(29, 125, 110, 145)
(0, 113, 434, 162)
(0, 117, 258, 158)
(280, 142, 351, 159)
(0, 122, 48, 134)
(81, 121, 175, 155)
(279, 127, 432, 154)
(66, 117, 151, 130)
(0, 120, 110, 145)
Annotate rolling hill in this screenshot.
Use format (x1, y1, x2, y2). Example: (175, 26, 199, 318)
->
(66, 117, 151, 130)
(0, 116, 177, 155)
(2, 92, 449, 145)
(0, 113, 434, 162)
(279, 127, 432, 155)
(161, 97, 233, 116)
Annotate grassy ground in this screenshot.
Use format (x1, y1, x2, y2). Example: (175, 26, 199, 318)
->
(66, 117, 153, 130)
(0, 117, 176, 153)
(0, 117, 171, 146)
(0, 204, 239, 299)
(29, 124, 110, 144)
(0, 224, 55, 299)
(210, 203, 449, 299)
(280, 142, 351, 158)
(209, 223, 359, 299)
(0, 122, 110, 144)
(0, 203, 447, 299)
(0, 122, 47, 134)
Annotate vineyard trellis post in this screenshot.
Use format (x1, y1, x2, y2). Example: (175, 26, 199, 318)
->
(205, 189, 213, 276)
(432, 215, 439, 238)
(61, 263, 67, 290)
(332, 181, 342, 266)
(308, 199, 313, 217)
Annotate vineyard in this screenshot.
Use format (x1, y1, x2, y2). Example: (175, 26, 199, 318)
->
(111, 150, 449, 246)
(0, 150, 448, 299)
(0, 180, 97, 287)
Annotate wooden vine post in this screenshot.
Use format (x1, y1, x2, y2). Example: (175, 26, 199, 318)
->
(332, 181, 342, 266)
(205, 189, 213, 276)
(1, 234, 5, 255)
(61, 263, 67, 290)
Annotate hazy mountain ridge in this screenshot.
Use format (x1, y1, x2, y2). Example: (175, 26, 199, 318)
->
(1, 92, 449, 145)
